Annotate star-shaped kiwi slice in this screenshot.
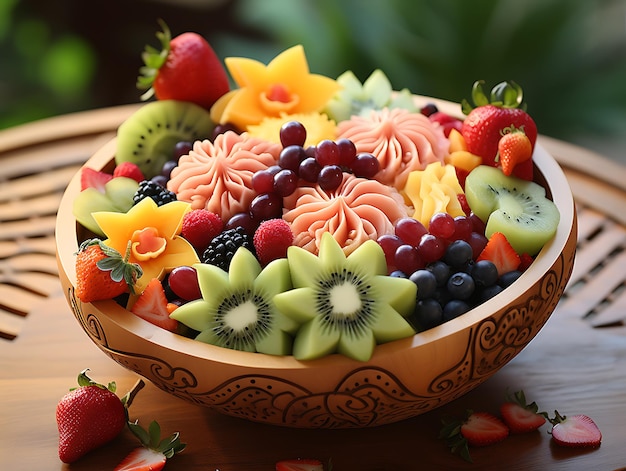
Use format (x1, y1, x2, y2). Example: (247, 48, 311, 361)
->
(170, 247, 298, 355)
(273, 232, 417, 362)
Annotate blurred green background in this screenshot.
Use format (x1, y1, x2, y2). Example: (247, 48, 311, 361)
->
(2, 0, 625, 163)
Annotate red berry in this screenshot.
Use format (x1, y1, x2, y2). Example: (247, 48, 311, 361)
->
(168, 265, 202, 301)
(113, 162, 145, 183)
(253, 218, 294, 265)
(181, 209, 223, 251)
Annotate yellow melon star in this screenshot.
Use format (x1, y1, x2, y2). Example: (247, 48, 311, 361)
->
(211, 45, 341, 131)
(91, 198, 200, 293)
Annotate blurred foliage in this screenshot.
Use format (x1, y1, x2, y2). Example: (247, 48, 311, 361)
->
(223, 0, 626, 155)
(2, 0, 626, 161)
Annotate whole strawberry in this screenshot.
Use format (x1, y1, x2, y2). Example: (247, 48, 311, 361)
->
(497, 126, 532, 176)
(461, 80, 537, 180)
(137, 20, 230, 109)
(75, 239, 142, 303)
(56, 370, 128, 463)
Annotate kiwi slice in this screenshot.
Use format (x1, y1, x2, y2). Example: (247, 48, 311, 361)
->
(170, 247, 298, 355)
(115, 100, 214, 179)
(273, 232, 416, 362)
(464, 165, 560, 256)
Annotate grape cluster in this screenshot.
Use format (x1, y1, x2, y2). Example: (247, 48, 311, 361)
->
(377, 213, 520, 332)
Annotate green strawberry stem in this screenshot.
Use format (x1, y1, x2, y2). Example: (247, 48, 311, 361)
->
(127, 419, 186, 459)
(461, 80, 526, 115)
(137, 18, 172, 101)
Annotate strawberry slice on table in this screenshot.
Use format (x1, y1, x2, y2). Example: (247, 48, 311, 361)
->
(461, 80, 537, 180)
(546, 411, 602, 448)
(137, 19, 230, 110)
(130, 278, 179, 331)
(500, 390, 546, 433)
(114, 420, 185, 471)
(275, 458, 326, 471)
(440, 410, 509, 462)
(477, 231, 521, 276)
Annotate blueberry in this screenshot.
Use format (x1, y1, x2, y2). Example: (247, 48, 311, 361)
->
(443, 299, 471, 321)
(446, 272, 475, 300)
(499, 270, 522, 288)
(409, 269, 438, 300)
(479, 284, 504, 302)
(444, 240, 473, 268)
(471, 260, 499, 287)
(389, 270, 408, 278)
(427, 260, 451, 287)
(410, 298, 443, 331)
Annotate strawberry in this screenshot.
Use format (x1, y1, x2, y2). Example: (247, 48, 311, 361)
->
(75, 239, 142, 303)
(477, 232, 521, 276)
(440, 410, 509, 462)
(114, 420, 185, 471)
(275, 458, 325, 471)
(461, 80, 537, 180)
(130, 278, 179, 331)
(56, 370, 142, 463)
(113, 162, 145, 183)
(137, 20, 230, 110)
(181, 208, 223, 252)
(500, 390, 546, 434)
(81, 167, 113, 191)
(497, 127, 533, 176)
(253, 218, 294, 265)
(546, 411, 602, 448)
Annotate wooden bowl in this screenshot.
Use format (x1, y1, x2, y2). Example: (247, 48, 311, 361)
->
(56, 124, 576, 429)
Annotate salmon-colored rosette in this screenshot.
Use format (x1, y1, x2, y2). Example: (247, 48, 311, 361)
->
(167, 131, 280, 222)
(283, 173, 410, 256)
(336, 107, 448, 190)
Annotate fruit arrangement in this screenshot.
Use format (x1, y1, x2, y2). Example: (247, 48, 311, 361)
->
(71, 21, 561, 362)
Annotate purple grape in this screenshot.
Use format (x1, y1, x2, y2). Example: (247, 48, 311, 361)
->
(317, 165, 343, 191)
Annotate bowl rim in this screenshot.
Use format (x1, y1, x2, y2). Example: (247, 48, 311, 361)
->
(55, 100, 576, 370)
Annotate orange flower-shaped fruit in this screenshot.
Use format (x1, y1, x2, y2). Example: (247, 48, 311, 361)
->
(92, 198, 199, 293)
(210, 45, 341, 131)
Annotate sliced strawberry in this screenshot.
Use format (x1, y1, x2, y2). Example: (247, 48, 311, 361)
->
(500, 390, 546, 433)
(477, 232, 521, 276)
(548, 411, 602, 448)
(440, 410, 509, 462)
(81, 167, 113, 192)
(114, 420, 185, 471)
(130, 278, 178, 331)
(114, 447, 166, 471)
(460, 412, 509, 447)
(276, 458, 325, 471)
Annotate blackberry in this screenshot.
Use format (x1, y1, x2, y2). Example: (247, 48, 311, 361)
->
(133, 180, 177, 206)
(202, 226, 253, 271)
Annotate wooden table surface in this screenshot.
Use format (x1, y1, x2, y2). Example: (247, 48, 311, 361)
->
(1, 105, 626, 470)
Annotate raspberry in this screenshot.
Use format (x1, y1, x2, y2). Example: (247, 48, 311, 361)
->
(253, 218, 294, 265)
(181, 209, 223, 251)
(113, 162, 145, 183)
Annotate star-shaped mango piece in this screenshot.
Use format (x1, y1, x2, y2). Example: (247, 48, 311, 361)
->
(210, 45, 341, 131)
(91, 198, 199, 293)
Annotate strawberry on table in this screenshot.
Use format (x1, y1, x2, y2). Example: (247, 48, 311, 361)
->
(461, 80, 537, 180)
(546, 411, 602, 448)
(75, 239, 142, 303)
(137, 19, 230, 110)
(440, 410, 509, 462)
(500, 390, 546, 433)
(114, 420, 185, 471)
(275, 458, 325, 471)
(56, 369, 144, 463)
